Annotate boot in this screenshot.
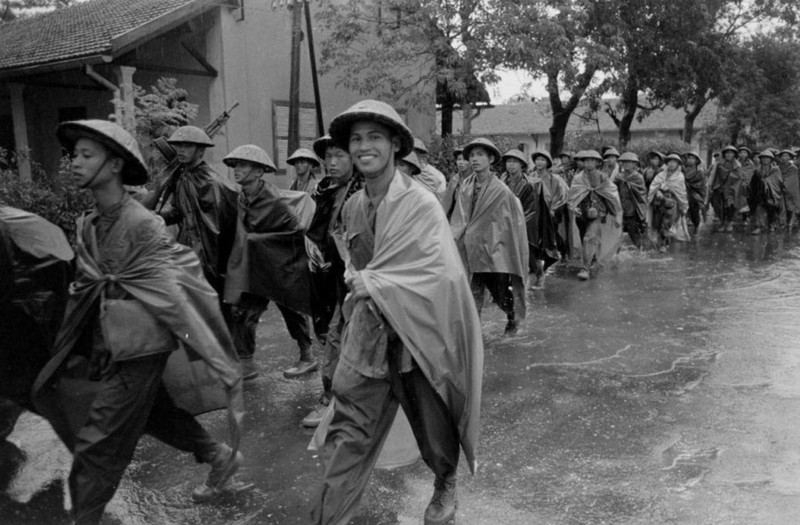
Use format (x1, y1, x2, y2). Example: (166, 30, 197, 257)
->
(504, 318, 518, 336)
(424, 475, 457, 525)
(192, 444, 243, 502)
(577, 268, 590, 281)
(240, 357, 259, 381)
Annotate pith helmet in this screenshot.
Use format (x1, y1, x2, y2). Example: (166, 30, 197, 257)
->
(313, 135, 338, 159)
(602, 146, 620, 158)
(329, 99, 414, 158)
(223, 144, 277, 172)
(167, 125, 215, 147)
(502, 149, 529, 168)
(758, 149, 775, 160)
(721, 145, 739, 156)
(286, 148, 320, 166)
(575, 150, 603, 162)
(462, 137, 502, 163)
(413, 137, 429, 154)
(530, 150, 553, 168)
(779, 149, 796, 158)
(685, 151, 702, 163)
(648, 150, 665, 162)
(453, 147, 464, 158)
(665, 152, 684, 165)
(618, 151, 640, 164)
(559, 151, 573, 159)
(57, 119, 148, 186)
(399, 151, 422, 175)
(737, 145, 752, 155)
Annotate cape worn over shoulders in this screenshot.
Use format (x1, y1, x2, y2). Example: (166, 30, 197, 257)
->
(567, 171, 623, 216)
(33, 199, 243, 453)
(450, 174, 529, 278)
(349, 172, 484, 474)
(224, 181, 313, 314)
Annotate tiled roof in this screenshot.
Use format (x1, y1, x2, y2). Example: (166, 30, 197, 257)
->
(0, 0, 202, 72)
(444, 98, 718, 136)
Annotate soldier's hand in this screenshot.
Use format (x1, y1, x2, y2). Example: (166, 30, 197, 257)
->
(346, 272, 370, 299)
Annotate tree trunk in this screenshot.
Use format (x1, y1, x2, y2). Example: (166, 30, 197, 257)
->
(462, 102, 473, 136)
(617, 78, 638, 148)
(544, 67, 596, 157)
(682, 99, 706, 145)
(549, 112, 570, 157)
(441, 102, 453, 138)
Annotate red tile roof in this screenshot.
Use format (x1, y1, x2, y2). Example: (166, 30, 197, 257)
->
(0, 0, 203, 73)
(443, 98, 718, 135)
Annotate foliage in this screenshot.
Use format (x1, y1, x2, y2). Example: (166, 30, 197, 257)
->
(0, 0, 72, 21)
(0, 152, 93, 242)
(132, 77, 198, 176)
(314, 0, 497, 118)
(703, 34, 800, 149)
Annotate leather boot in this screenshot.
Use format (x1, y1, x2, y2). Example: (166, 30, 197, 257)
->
(424, 475, 457, 525)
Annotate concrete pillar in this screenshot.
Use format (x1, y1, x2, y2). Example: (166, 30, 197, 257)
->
(114, 65, 137, 133)
(8, 83, 32, 182)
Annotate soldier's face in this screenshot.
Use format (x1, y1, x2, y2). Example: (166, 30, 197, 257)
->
(667, 159, 680, 170)
(506, 158, 524, 174)
(294, 159, 312, 176)
(604, 156, 617, 167)
(324, 146, 353, 181)
(781, 153, 792, 162)
(69, 137, 122, 189)
(739, 150, 749, 160)
(469, 148, 493, 173)
(620, 160, 637, 172)
(761, 156, 772, 167)
(534, 157, 548, 170)
(349, 121, 399, 178)
(723, 152, 735, 162)
(455, 154, 469, 172)
(230, 160, 262, 185)
(173, 143, 204, 165)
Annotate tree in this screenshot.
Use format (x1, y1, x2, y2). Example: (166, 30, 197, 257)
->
(487, 0, 620, 156)
(315, 0, 498, 137)
(706, 33, 800, 148)
(0, 0, 73, 21)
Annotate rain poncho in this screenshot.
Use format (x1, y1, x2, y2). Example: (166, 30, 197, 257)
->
(614, 170, 648, 221)
(224, 179, 313, 315)
(442, 172, 463, 220)
(567, 171, 623, 265)
(749, 164, 783, 211)
(33, 197, 243, 452)
(779, 160, 800, 214)
(527, 170, 570, 268)
(648, 168, 690, 241)
(415, 164, 447, 200)
(0, 206, 73, 408)
(161, 161, 238, 292)
(683, 166, 708, 211)
(708, 160, 745, 215)
(450, 173, 529, 320)
(347, 172, 484, 472)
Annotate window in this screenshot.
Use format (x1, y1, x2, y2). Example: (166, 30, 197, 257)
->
(272, 100, 319, 175)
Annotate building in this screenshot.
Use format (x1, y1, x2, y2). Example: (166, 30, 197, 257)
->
(442, 99, 717, 160)
(0, 0, 435, 185)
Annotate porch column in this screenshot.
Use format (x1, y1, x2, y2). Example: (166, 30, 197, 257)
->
(114, 65, 137, 132)
(8, 83, 32, 182)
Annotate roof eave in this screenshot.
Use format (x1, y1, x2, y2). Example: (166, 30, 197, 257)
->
(0, 54, 111, 81)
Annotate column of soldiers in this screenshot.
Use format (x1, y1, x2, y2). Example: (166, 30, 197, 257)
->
(6, 95, 800, 524)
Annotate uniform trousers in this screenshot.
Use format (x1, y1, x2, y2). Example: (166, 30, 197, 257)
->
(70, 353, 218, 525)
(229, 293, 312, 359)
(311, 346, 459, 525)
(470, 272, 514, 321)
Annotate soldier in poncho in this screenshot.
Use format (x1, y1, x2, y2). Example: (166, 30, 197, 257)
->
(683, 151, 708, 235)
(738, 146, 756, 224)
(311, 100, 483, 525)
(159, 126, 238, 295)
(302, 135, 364, 428)
(648, 153, 690, 252)
(708, 145, 744, 232)
(412, 137, 447, 202)
(222, 145, 314, 381)
(555, 151, 576, 185)
(451, 137, 529, 335)
(33, 120, 245, 524)
(777, 149, 800, 230)
(287, 147, 321, 195)
(643, 151, 665, 188)
(613, 152, 648, 247)
(527, 150, 569, 288)
(442, 147, 469, 220)
(567, 150, 623, 280)
(602, 147, 620, 180)
(749, 150, 784, 234)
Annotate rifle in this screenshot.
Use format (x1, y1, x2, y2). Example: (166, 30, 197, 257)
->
(141, 102, 240, 212)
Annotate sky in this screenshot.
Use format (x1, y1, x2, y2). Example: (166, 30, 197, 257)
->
(488, 69, 548, 104)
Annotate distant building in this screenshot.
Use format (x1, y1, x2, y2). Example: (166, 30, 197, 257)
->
(441, 99, 717, 160)
(0, 0, 434, 184)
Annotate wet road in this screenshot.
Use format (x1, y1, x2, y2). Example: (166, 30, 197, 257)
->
(5, 223, 800, 524)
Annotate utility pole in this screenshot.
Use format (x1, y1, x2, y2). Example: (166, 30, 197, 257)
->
(287, 0, 303, 156)
(303, 0, 324, 136)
